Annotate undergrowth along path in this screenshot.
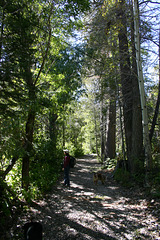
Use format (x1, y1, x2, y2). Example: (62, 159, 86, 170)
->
(11, 155, 160, 239)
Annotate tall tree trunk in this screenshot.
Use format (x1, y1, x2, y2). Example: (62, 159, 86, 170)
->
(118, 0, 133, 171)
(149, 27, 160, 142)
(21, 3, 52, 190)
(130, 0, 144, 168)
(105, 95, 116, 159)
(133, 0, 152, 171)
(94, 105, 100, 158)
(22, 69, 35, 190)
(22, 107, 35, 190)
(118, 86, 126, 161)
(100, 93, 106, 162)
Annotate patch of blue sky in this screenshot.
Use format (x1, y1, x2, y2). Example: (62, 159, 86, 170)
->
(140, 0, 160, 84)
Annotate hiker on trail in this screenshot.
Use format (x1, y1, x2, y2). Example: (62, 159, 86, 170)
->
(63, 149, 70, 187)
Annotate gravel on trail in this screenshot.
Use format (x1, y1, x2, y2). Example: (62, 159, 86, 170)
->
(9, 155, 160, 239)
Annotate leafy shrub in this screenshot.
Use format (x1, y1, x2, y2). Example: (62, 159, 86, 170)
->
(29, 141, 62, 195)
(0, 179, 11, 217)
(73, 147, 84, 157)
(114, 168, 130, 187)
(30, 161, 60, 194)
(65, 144, 84, 157)
(149, 166, 160, 197)
(5, 159, 22, 192)
(102, 158, 117, 169)
(0, 179, 19, 234)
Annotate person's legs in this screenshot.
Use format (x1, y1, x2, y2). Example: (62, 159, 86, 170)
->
(64, 166, 70, 187)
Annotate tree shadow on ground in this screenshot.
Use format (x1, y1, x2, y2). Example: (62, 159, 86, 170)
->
(10, 155, 160, 239)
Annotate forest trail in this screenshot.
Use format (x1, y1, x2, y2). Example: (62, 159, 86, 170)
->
(12, 155, 160, 239)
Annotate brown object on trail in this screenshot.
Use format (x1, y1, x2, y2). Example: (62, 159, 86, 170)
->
(93, 171, 106, 185)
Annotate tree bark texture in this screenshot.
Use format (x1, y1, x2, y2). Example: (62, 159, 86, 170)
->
(118, 87, 126, 161)
(22, 108, 35, 190)
(118, 0, 133, 171)
(105, 96, 116, 159)
(130, 0, 144, 168)
(149, 28, 160, 142)
(100, 96, 106, 162)
(133, 0, 152, 170)
(22, 70, 36, 190)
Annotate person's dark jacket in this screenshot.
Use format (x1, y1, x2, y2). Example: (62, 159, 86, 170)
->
(64, 155, 70, 168)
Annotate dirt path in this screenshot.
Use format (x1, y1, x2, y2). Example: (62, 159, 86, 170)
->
(11, 155, 160, 239)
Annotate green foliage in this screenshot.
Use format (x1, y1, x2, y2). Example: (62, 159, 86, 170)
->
(3, 141, 62, 202)
(149, 164, 160, 198)
(65, 0, 90, 16)
(69, 144, 84, 157)
(30, 141, 62, 194)
(30, 161, 59, 194)
(102, 158, 117, 169)
(0, 0, 90, 199)
(0, 118, 22, 169)
(114, 168, 130, 187)
(114, 157, 146, 187)
(0, 178, 21, 234)
(5, 159, 22, 191)
(152, 153, 160, 167)
(0, 179, 11, 217)
(132, 172, 145, 186)
(133, 158, 145, 176)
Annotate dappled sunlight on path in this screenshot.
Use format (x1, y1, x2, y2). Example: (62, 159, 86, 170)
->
(12, 155, 160, 239)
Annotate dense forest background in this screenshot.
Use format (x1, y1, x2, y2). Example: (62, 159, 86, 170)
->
(0, 0, 160, 229)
